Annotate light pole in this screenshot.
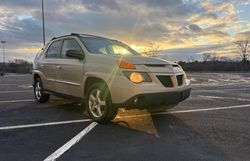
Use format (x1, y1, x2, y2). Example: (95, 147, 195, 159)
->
(1, 41, 6, 75)
(42, 0, 45, 46)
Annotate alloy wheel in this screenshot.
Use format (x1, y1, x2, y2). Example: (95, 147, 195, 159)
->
(88, 89, 106, 118)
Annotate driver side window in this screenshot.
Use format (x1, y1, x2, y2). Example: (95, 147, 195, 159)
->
(61, 39, 83, 58)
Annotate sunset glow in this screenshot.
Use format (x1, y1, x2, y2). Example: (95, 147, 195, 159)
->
(0, 0, 250, 61)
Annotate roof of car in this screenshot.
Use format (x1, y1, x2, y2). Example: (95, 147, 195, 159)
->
(51, 33, 114, 41)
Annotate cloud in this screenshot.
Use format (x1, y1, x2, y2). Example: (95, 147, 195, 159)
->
(188, 24, 203, 32)
(0, 0, 249, 61)
(235, 30, 250, 40)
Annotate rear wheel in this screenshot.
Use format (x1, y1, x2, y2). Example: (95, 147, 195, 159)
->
(86, 83, 118, 123)
(34, 78, 50, 103)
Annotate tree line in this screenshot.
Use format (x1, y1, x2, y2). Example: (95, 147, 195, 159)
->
(144, 39, 250, 71)
(0, 59, 32, 74)
(179, 40, 249, 71)
(0, 39, 249, 74)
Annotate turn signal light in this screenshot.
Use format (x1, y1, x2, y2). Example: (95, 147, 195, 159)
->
(117, 60, 136, 69)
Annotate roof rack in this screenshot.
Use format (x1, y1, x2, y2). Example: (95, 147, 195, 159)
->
(70, 33, 111, 40)
(50, 34, 71, 41)
(51, 37, 57, 40)
(50, 33, 116, 41)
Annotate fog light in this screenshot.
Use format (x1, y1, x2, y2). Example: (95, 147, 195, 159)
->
(134, 97, 138, 104)
(130, 72, 144, 84)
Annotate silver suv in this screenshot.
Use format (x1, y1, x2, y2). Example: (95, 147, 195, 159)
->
(32, 33, 191, 122)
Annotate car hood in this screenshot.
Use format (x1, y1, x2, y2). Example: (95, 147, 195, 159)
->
(118, 55, 171, 65)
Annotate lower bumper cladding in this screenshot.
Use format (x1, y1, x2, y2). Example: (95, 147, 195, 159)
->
(114, 88, 191, 109)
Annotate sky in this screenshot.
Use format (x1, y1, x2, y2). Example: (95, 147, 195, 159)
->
(0, 0, 250, 62)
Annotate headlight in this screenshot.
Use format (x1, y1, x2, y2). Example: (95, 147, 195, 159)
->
(123, 71, 151, 84)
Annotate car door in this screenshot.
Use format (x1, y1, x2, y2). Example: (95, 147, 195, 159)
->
(54, 38, 85, 98)
(40, 40, 62, 91)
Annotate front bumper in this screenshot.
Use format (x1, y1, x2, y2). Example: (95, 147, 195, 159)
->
(114, 88, 191, 109)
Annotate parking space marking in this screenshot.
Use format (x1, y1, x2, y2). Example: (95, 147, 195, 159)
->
(0, 99, 35, 104)
(0, 80, 30, 82)
(155, 104, 250, 115)
(44, 122, 98, 161)
(0, 103, 249, 130)
(117, 104, 250, 119)
(0, 119, 91, 130)
(0, 84, 23, 86)
(3, 74, 30, 77)
(196, 95, 250, 102)
(192, 87, 250, 92)
(0, 90, 32, 94)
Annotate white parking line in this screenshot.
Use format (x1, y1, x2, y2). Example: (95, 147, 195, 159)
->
(0, 80, 30, 82)
(42, 103, 250, 161)
(117, 104, 250, 119)
(0, 119, 91, 130)
(154, 104, 250, 115)
(0, 90, 32, 94)
(44, 122, 98, 161)
(0, 104, 249, 160)
(0, 104, 250, 130)
(195, 95, 250, 102)
(0, 99, 35, 103)
(3, 74, 30, 77)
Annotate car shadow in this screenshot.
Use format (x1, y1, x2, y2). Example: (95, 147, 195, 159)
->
(108, 111, 231, 161)
(42, 102, 231, 161)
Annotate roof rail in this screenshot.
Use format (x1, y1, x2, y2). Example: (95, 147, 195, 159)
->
(70, 33, 80, 36)
(70, 33, 110, 39)
(50, 33, 115, 41)
(71, 33, 98, 37)
(50, 34, 72, 41)
(51, 37, 57, 40)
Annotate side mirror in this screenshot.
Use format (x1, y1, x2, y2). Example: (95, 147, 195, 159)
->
(66, 50, 84, 60)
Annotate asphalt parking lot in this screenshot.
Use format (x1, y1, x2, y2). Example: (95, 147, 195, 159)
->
(0, 73, 250, 161)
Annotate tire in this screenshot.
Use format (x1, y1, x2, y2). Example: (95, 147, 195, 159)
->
(34, 78, 50, 103)
(86, 82, 118, 123)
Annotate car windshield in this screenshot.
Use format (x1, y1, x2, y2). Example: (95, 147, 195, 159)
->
(80, 37, 140, 56)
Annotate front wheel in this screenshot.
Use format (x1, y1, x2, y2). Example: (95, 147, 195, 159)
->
(86, 83, 118, 123)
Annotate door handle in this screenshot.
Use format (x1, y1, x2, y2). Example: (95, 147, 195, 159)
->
(41, 64, 45, 68)
(56, 65, 62, 69)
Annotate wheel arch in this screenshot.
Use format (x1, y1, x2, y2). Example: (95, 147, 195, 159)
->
(33, 73, 41, 86)
(84, 76, 109, 96)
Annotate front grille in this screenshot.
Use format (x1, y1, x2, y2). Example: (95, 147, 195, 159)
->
(157, 76, 173, 87)
(176, 75, 183, 86)
(172, 65, 179, 67)
(145, 64, 166, 67)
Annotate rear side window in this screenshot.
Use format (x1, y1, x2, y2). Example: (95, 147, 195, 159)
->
(61, 39, 83, 58)
(46, 40, 62, 58)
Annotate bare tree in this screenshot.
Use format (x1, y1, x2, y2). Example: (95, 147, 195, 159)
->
(187, 56, 196, 63)
(234, 40, 249, 65)
(202, 53, 212, 62)
(146, 42, 161, 57)
(219, 56, 229, 62)
(211, 53, 219, 62)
